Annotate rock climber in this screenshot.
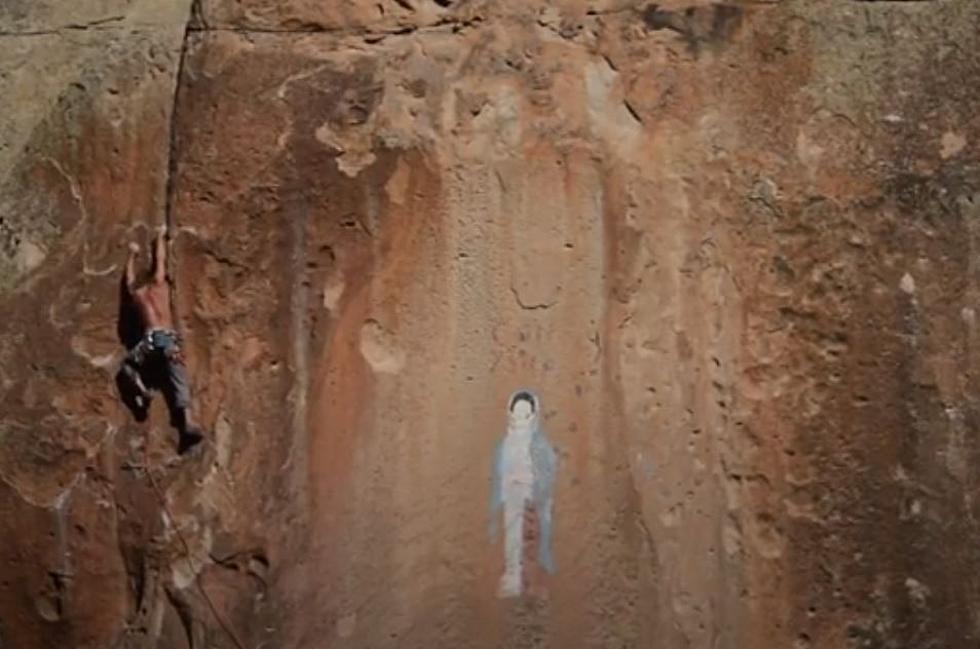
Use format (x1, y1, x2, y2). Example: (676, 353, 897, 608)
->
(118, 226, 203, 455)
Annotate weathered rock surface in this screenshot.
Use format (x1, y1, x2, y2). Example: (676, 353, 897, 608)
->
(2, 0, 980, 647)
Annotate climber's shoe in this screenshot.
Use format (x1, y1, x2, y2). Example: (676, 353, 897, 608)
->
(178, 428, 204, 455)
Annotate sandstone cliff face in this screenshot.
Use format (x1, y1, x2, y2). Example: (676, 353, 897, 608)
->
(2, 1, 980, 648)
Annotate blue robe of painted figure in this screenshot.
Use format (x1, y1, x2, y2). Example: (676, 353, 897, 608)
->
(530, 423, 558, 574)
(490, 390, 558, 575)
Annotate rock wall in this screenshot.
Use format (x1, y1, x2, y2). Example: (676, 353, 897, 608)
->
(2, 1, 980, 648)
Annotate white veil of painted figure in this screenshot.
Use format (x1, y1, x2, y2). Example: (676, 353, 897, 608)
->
(489, 390, 558, 598)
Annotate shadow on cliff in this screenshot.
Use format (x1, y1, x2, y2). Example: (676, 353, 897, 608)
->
(115, 272, 151, 422)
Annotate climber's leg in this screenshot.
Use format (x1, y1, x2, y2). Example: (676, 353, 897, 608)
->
(162, 349, 203, 454)
(117, 344, 151, 419)
(120, 360, 149, 402)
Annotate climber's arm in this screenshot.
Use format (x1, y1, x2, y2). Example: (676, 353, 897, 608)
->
(125, 243, 139, 292)
(152, 226, 167, 284)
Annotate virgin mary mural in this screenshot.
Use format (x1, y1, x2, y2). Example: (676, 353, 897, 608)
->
(490, 390, 558, 598)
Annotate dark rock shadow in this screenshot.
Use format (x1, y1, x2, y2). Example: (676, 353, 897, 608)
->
(116, 271, 143, 350)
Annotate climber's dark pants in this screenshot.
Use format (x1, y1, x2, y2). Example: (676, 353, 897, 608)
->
(121, 329, 192, 413)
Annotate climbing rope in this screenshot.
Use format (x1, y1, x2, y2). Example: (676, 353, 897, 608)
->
(144, 455, 248, 649)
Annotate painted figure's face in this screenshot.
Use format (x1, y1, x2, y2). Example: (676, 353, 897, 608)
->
(509, 393, 537, 429)
(512, 399, 533, 420)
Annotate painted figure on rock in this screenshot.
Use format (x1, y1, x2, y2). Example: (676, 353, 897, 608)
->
(116, 225, 204, 455)
(490, 390, 558, 598)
